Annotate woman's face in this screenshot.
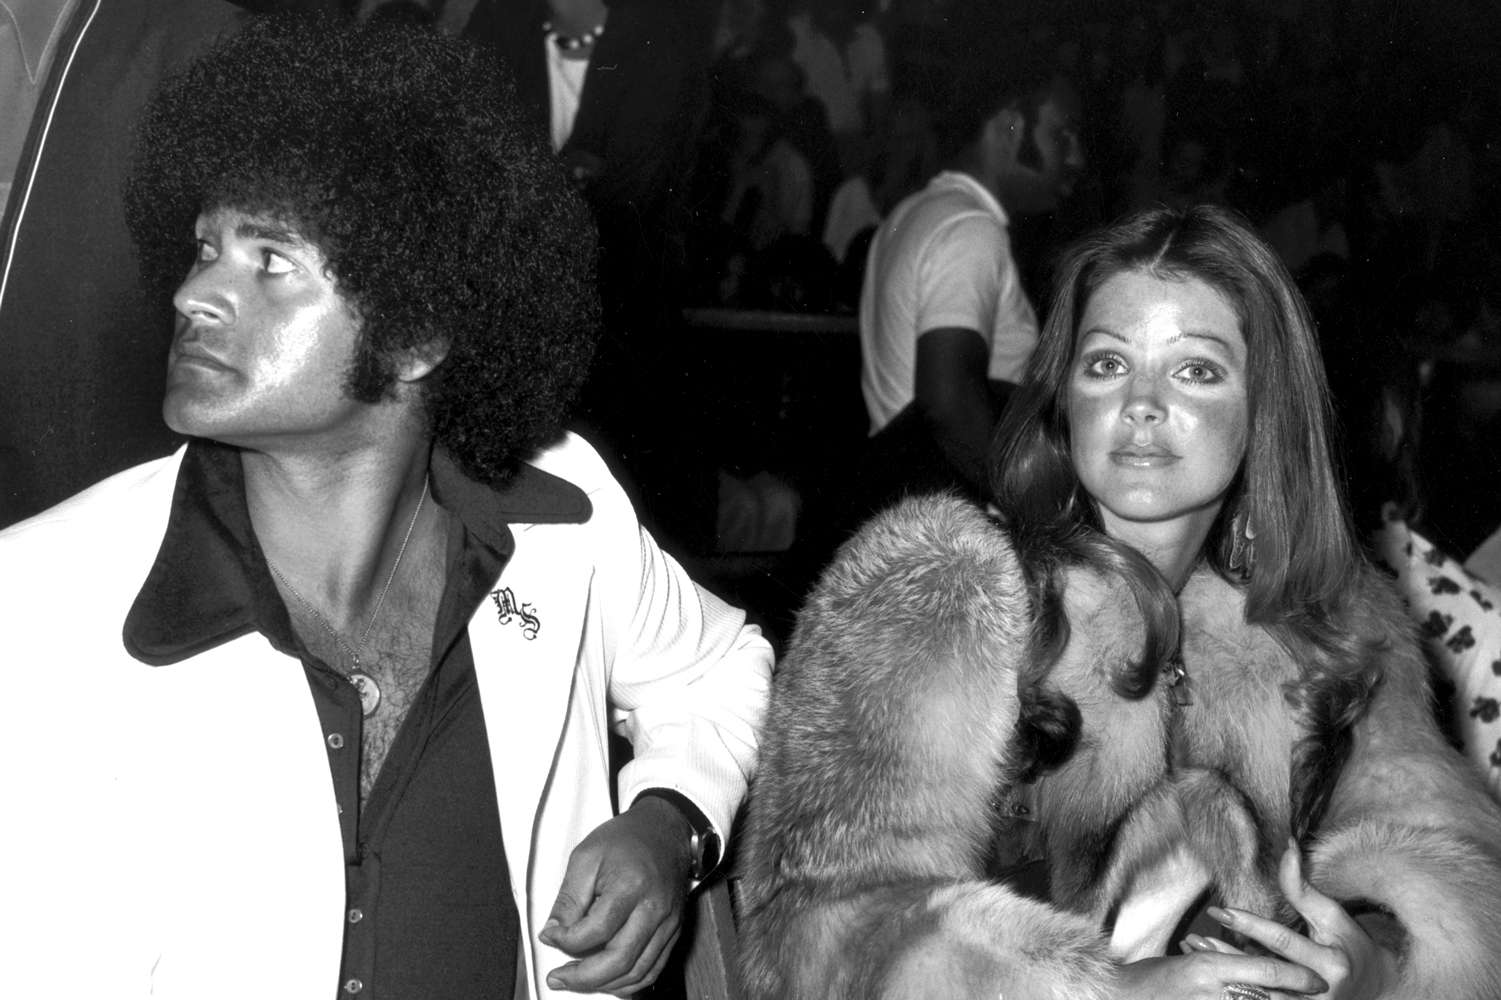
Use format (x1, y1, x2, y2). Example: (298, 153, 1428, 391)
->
(1067, 269, 1249, 540)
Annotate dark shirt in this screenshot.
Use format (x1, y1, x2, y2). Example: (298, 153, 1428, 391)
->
(123, 440, 592, 999)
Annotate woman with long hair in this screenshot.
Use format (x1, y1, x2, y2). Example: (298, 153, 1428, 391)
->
(738, 205, 1501, 999)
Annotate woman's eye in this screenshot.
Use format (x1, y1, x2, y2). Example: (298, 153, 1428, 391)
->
(1083, 354, 1126, 377)
(1177, 361, 1224, 383)
(262, 250, 296, 275)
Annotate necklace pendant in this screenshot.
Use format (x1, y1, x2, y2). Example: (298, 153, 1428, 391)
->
(348, 671, 382, 718)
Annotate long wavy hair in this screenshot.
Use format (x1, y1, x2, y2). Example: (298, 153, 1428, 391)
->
(996, 205, 1381, 837)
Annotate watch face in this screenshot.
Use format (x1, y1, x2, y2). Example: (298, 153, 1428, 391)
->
(691, 828, 722, 880)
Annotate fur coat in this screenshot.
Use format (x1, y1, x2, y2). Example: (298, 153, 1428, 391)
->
(738, 494, 1501, 1000)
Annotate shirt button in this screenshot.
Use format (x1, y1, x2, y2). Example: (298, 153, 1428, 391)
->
(347, 908, 364, 924)
(344, 978, 363, 994)
(327, 733, 345, 750)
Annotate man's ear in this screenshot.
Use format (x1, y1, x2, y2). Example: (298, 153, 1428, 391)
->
(394, 338, 450, 384)
(984, 105, 1025, 164)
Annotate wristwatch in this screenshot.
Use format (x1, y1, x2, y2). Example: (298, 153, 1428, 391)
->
(635, 789, 722, 881)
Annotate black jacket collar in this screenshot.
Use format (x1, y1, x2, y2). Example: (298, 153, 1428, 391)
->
(123, 439, 591, 665)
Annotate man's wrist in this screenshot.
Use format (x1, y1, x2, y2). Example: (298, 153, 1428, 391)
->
(632, 789, 721, 880)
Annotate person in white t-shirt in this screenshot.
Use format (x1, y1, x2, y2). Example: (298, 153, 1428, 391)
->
(857, 47, 1084, 509)
(786, 0, 888, 174)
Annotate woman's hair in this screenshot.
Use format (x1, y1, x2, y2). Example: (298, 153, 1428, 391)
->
(995, 205, 1381, 835)
(125, 15, 600, 486)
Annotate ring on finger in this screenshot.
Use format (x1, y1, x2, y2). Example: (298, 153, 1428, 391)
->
(1223, 984, 1271, 1000)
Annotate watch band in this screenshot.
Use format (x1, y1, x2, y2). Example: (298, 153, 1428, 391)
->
(634, 788, 722, 880)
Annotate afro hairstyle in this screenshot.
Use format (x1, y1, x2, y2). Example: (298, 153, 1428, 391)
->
(125, 15, 601, 486)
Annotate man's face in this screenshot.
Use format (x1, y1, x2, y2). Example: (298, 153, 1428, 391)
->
(164, 207, 368, 451)
(995, 82, 1085, 216)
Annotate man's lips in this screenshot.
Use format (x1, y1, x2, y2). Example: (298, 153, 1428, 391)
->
(169, 345, 232, 374)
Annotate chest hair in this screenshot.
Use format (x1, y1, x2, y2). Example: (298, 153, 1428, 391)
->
(286, 546, 447, 802)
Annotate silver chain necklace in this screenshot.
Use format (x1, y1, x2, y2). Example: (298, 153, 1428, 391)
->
(269, 477, 429, 717)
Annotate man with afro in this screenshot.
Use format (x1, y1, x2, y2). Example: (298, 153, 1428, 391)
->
(0, 16, 770, 1000)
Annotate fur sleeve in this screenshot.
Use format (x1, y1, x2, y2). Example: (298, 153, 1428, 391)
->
(1311, 573, 1501, 1000)
(737, 495, 1114, 1000)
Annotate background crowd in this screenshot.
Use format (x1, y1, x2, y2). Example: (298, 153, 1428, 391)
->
(7, 0, 1501, 647)
(547, 0, 1501, 648)
(687, 0, 1501, 551)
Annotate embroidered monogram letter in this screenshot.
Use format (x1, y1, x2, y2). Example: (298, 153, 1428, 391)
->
(490, 587, 541, 640)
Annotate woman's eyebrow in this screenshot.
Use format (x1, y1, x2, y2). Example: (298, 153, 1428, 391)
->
(1078, 326, 1126, 343)
(1167, 330, 1236, 351)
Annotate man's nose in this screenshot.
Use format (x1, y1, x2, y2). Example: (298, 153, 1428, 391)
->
(172, 260, 234, 326)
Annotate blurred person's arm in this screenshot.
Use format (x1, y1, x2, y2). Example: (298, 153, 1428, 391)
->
(914, 327, 1002, 496)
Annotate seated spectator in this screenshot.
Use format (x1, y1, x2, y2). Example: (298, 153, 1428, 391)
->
(749, 46, 842, 236)
(822, 94, 940, 271)
(785, 0, 890, 175)
(1373, 508, 1501, 802)
(854, 38, 1084, 517)
(739, 204, 1501, 1000)
(0, 18, 771, 998)
(1309, 252, 1501, 800)
(688, 83, 840, 314)
(720, 93, 816, 250)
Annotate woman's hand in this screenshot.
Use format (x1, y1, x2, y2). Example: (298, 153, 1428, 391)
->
(1116, 949, 1327, 999)
(1184, 840, 1401, 999)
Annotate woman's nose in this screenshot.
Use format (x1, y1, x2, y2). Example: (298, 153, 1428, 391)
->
(1122, 374, 1165, 424)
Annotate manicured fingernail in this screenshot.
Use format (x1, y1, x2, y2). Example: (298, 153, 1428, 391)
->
(543, 917, 560, 931)
(1207, 905, 1233, 925)
(546, 975, 563, 989)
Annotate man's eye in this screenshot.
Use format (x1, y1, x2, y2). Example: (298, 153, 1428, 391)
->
(262, 250, 295, 275)
(195, 239, 218, 263)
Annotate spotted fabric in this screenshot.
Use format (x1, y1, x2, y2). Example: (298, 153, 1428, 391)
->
(1374, 508, 1501, 801)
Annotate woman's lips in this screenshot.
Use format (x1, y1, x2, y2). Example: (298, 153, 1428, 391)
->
(1109, 448, 1179, 468)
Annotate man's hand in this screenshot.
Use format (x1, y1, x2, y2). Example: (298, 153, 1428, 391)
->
(540, 797, 694, 995)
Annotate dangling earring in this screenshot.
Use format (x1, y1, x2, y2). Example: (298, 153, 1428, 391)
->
(1228, 509, 1257, 577)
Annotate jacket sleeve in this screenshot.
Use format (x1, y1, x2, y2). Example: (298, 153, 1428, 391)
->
(1310, 573, 1501, 1000)
(582, 444, 773, 849)
(736, 495, 1115, 1000)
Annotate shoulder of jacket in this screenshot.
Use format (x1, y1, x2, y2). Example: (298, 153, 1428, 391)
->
(801, 493, 1030, 655)
(521, 431, 630, 512)
(0, 450, 183, 611)
(830, 492, 1019, 584)
(0, 449, 183, 544)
